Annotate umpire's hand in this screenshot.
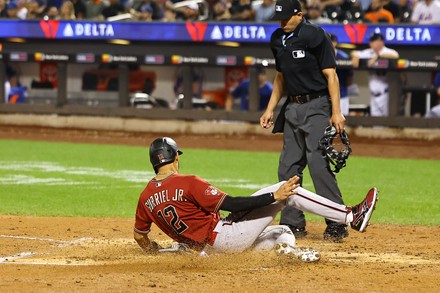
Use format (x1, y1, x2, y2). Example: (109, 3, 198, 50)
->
(260, 111, 274, 129)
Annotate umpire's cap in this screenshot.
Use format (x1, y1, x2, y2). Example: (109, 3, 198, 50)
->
(149, 137, 183, 173)
(271, 0, 302, 20)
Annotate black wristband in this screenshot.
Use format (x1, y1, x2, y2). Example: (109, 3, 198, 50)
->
(221, 192, 276, 213)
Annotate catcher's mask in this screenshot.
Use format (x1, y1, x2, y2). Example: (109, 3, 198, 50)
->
(149, 137, 183, 173)
(318, 126, 352, 173)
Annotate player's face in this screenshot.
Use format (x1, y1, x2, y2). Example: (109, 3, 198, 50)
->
(280, 13, 302, 33)
(369, 39, 384, 53)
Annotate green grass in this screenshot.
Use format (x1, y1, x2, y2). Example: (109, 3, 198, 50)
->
(0, 139, 439, 225)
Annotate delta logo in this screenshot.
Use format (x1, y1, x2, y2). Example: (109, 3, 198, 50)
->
(397, 59, 409, 69)
(171, 55, 183, 64)
(343, 24, 368, 44)
(39, 20, 60, 38)
(244, 56, 255, 66)
(185, 22, 207, 42)
(101, 54, 112, 63)
(34, 52, 44, 61)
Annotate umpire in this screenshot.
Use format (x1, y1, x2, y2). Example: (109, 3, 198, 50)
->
(260, 0, 348, 242)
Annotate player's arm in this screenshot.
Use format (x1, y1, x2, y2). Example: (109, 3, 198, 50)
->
(350, 51, 360, 68)
(221, 176, 300, 212)
(133, 231, 162, 253)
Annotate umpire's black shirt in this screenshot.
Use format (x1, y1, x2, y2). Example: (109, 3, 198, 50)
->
(270, 18, 336, 96)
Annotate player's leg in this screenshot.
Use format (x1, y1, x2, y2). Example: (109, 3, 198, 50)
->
(287, 186, 349, 224)
(287, 186, 378, 233)
(252, 225, 296, 251)
(340, 96, 349, 116)
(369, 82, 388, 117)
(253, 225, 321, 262)
(209, 200, 284, 253)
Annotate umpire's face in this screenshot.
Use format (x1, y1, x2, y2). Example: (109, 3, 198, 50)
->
(280, 12, 303, 33)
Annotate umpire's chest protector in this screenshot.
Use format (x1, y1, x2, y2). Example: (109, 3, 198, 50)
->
(270, 20, 335, 95)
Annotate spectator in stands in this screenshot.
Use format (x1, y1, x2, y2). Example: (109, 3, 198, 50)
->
(102, 0, 126, 19)
(212, 0, 231, 21)
(44, 5, 60, 19)
(319, 0, 344, 21)
(135, 2, 153, 20)
(71, 0, 87, 19)
(162, 5, 177, 21)
(175, 2, 200, 21)
(131, 0, 164, 21)
(351, 32, 399, 117)
(363, 0, 395, 23)
(382, 0, 401, 22)
(254, 0, 275, 22)
(225, 66, 273, 112)
(229, 0, 255, 21)
(307, 2, 333, 24)
(396, 0, 415, 23)
(0, 0, 10, 17)
(329, 33, 354, 116)
(410, 0, 440, 24)
(59, 0, 76, 19)
(298, 0, 308, 17)
(85, 0, 105, 20)
(5, 0, 41, 19)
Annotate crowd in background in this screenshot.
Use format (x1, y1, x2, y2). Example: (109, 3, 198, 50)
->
(0, 0, 439, 24)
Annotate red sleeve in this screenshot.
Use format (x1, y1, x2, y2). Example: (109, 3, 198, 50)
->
(186, 176, 227, 213)
(134, 194, 152, 234)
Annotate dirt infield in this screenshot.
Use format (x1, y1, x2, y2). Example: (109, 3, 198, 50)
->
(1, 125, 440, 292)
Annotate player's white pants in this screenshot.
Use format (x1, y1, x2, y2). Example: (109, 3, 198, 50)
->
(206, 181, 351, 253)
(370, 92, 388, 117)
(340, 96, 349, 116)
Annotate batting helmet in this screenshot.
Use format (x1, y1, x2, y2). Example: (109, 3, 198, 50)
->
(149, 137, 183, 173)
(318, 126, 352, 173)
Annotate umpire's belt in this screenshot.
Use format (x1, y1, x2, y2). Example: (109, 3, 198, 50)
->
(288, 90, 329, 104)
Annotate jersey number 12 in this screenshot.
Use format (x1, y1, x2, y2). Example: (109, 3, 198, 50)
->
(157, 205, 188, 234)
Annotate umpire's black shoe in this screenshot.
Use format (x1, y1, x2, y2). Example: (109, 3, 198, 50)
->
(323, 224, 349, 243)
(282, 224, 308, 238)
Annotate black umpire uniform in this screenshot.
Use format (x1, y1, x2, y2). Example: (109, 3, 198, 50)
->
(260, 0, 348, 241)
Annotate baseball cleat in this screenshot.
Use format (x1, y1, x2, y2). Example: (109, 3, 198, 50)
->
(275, 243, 321, 263)
(323, 224, 349, 243)
(350, 187, 378, 232)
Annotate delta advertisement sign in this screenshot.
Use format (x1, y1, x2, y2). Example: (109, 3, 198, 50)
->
(0, 20, 438, 46)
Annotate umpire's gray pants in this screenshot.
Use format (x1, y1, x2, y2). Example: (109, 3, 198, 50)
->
(279, 96, 344, 227)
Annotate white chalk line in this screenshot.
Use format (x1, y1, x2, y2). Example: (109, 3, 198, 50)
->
(0, 234, 93, 266)
(0, 252, 35, 262)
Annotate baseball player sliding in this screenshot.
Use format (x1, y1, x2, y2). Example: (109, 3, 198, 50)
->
(134, 137, 378, 262)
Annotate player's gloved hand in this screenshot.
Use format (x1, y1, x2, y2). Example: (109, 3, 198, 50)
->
(151, 240, 164, 250)
(158, 243, 191, 253)
(142, 240, 164, 254)
(273, 176, 300, 201)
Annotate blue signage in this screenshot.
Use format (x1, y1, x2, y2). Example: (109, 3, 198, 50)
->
(0, 20, 439, 46)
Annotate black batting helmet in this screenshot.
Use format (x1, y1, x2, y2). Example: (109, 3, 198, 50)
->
(149, 137, 183, 173)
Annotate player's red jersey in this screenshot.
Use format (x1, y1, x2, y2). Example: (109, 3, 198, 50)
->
(134, 173, 228, 250)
